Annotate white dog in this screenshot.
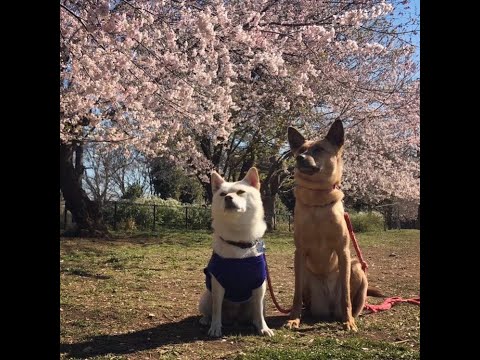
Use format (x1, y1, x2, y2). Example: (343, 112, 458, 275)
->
(198, 167, 274, 337)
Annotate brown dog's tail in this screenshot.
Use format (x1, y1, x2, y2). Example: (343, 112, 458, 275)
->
(367, 285, 385, 298)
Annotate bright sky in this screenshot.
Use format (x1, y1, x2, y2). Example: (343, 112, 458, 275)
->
(394, 0, 420, 77)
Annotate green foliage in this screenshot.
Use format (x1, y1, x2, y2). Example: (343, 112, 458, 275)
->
(348, 210, 385, 232)
(101, 196, 211, 230)
(111, 202, 152, 230)
(121, 183, 144, 200)
(150, 157, 205, 203)
(278, 178, 295, 212)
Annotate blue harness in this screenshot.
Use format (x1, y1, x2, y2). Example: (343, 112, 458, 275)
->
(204, 243, 267, 303)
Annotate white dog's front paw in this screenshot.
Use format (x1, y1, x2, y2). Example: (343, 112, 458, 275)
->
(208, 322, 222, 337)
(258, 326, 275, 337)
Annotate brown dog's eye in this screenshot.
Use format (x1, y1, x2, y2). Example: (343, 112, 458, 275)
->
(219, 192, 227, 197)
(311, 147, 323, 156)
(298, 146, 307, 154)
(236, 190, 245, 195)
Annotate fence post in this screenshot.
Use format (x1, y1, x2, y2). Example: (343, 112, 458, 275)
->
(273, 213, 277, 230)
(63, 206, 68, 230)
(395, 205, 401, 229)
(288, 215, 291, 232)
(113, 202, 117, 231)
(185, 207, 188, 229)
(416, 203, 420, 229)
(152, 204, 156, 231)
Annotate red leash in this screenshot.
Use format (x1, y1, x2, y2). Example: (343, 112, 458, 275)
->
(343, 212, 420, 314)
(265, 212, 420, 315)
(265, 254, 291, 314)
(344, 212, 369, 272)
(364, 297, 420, 313)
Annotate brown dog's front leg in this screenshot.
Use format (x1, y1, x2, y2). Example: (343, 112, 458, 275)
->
(337, 245, 357, 332)
(285, 247, 305, 329)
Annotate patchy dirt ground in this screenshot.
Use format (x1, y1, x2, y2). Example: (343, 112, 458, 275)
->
(60, 229, 419, 359)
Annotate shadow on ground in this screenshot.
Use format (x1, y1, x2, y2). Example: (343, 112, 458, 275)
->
(60, 315, 294, 358)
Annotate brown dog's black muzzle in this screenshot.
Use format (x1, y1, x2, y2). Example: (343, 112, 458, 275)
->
(296, 154, 320, 174)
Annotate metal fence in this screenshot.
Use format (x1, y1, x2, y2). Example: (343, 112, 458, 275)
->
(373, 203, 420, 230)
(60, 200, 292, 232)
(60, 200, 417, 232)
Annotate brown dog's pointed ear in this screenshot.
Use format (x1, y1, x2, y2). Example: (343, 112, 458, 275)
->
(211, 171, 224, 193)
(287, 127, 306, 153)
(242, 167, 260, 190)
(325, 120, 344, 148)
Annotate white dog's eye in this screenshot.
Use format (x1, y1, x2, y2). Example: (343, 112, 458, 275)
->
(236, 190, 245, 195)
(219, 192, 227, 197)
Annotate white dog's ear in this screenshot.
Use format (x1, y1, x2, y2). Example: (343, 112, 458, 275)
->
(242, 167, 260, 190)
(211, 171, 225, 193)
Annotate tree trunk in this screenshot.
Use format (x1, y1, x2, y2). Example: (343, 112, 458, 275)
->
(262, 194, 275, 232)
(416, 203, 420, 229)
(197, 172, 213, 204)
(261, 156, 290, 232)
(60, 142, 109, 237)
(395, 205, 401, 229)
(204, 182, 213, 203)
(198, 136, 224, 204)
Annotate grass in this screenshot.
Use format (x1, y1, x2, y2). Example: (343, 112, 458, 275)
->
(234, 337, 418, 360)
(60, 229, 419, 359)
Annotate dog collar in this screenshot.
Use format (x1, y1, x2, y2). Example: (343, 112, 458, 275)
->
(296, 183, 340, 191)
(219, 236, 260, 249)
(294, 183, 343, 207)
(311, 199, 337, 207)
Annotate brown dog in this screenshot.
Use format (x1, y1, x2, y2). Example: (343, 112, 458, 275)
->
(285, 120, 378, 331)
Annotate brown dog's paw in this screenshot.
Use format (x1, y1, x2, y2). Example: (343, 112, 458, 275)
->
(285, 318, 301, 330)
(342, 318, 358, 332)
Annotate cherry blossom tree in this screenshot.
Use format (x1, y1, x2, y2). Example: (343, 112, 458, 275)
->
(60, 0, 419, 235)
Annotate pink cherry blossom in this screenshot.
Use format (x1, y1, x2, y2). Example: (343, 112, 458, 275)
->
(61, 0, 419, 205)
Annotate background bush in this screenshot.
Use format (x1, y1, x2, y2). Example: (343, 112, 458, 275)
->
(101, 197, 211, 230)
(347, 210, 385, 232)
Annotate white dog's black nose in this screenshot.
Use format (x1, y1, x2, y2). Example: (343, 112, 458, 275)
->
(224, 194, 237, 209)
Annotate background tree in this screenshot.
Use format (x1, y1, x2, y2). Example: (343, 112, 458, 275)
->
(121, 183, 144, 200)
(150, 157, 205, 203)
(60, 0, 419, 234)
(83, 144, 151, 203)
